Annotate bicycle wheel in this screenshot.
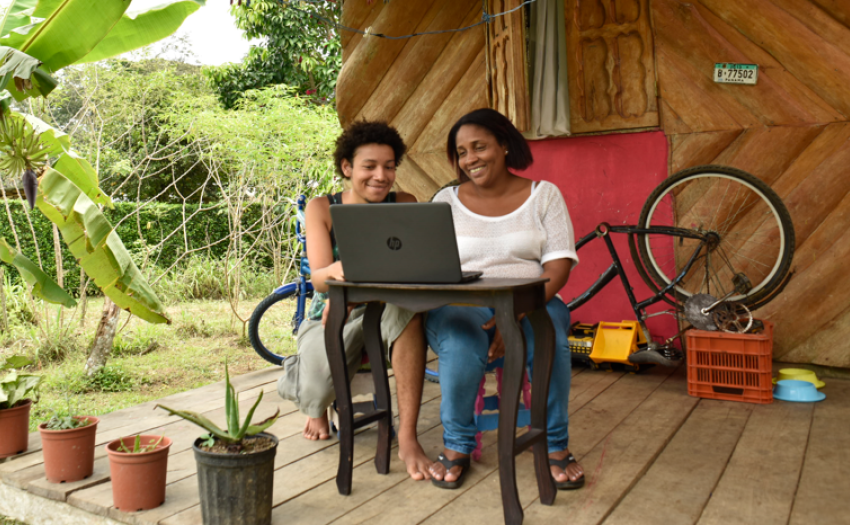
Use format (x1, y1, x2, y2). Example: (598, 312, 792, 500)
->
(248, 288, 306, 366)
(636, 165, 794, 308)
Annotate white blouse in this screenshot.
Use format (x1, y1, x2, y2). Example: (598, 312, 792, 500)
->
(433, 180, 578, 279)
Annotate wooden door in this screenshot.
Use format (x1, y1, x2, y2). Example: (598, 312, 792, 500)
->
(565, 0, 658, 133)
(487, 0, 530, 132)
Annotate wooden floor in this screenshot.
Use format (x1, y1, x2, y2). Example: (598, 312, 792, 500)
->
(2, 363, 849, 525)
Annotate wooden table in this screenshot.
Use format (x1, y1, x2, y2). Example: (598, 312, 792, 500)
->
(324, 278, 557, 525)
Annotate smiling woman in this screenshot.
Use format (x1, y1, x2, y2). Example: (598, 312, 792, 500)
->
(427, 108, 584, 491)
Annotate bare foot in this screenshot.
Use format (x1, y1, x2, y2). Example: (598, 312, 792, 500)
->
(549, 449, 584, 484)
(397, 431, 433, 480)
(302, 414, 330, 441)
(429, 449, 468, 483)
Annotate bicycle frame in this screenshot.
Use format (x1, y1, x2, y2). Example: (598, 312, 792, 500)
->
(271, 194, 314, 334)
(566, 222, 709, 343)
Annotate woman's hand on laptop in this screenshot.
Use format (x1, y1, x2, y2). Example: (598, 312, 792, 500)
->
(325, 261, 346, 283)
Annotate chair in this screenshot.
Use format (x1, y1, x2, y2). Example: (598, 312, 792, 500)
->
(472, 357, 532, 461)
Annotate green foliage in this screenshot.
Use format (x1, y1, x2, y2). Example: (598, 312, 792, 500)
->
(42, 395, 91, 429)
(73, 365, 140, 394)
(157, 362, 279, 446)
(44, 414, 90, 430)
(1, 271, 34, 324)
(153, 256, 280, 304)
(46, 58, 215, 203)
(204, 0, 341, 108)
(166, 84, 341, 202)
(116, 434, 165, 454)
(0, 200, 248, 294)
(0, 354, 40, 409)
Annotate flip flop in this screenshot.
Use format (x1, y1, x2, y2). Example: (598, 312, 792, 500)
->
(431, 453, 471, 490)
(550, 453, 585, 490)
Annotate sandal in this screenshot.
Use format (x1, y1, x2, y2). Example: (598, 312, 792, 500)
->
(431, 453, 471, 490)
(550, 453, 585, 490)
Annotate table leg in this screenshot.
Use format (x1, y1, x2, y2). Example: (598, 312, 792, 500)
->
(325, 286, 354, 496)
(362, 302, 392, 474)
(527, 307, 557, 506)
(494, 294, 526, 525)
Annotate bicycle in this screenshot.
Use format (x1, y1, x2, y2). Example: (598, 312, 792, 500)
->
(250, 166, 795, 377)
(566, 164, 794, 367)
(248, 195, 314, 366)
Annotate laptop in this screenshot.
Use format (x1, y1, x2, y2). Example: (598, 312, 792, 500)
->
(330, 202, 483, 284)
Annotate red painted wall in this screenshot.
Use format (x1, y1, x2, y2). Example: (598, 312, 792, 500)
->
(517, 131, 678, 343)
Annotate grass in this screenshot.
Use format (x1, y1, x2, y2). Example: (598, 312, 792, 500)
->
(1, 296, 299, 432)
(0, 516, 27, 525)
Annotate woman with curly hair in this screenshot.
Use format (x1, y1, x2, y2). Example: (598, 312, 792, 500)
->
(277, 120, 434, 481)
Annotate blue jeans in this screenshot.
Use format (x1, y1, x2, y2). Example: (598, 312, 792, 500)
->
(425, 298, 572, 455)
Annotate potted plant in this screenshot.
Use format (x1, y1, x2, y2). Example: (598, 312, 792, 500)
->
(0, 355, 41, 459)
(106, 434, 172, 512)
(157, 364, 279, 525)
(38, 401, 99, 483)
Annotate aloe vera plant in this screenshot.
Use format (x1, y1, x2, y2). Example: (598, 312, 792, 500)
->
(156, 364, 278, 448)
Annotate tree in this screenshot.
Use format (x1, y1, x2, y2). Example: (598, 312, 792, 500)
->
(204, 0, 341, 108)
(0, 0, 206, 375)
(46, 57, 218, 204)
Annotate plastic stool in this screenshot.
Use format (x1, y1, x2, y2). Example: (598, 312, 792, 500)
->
(472, 357, 532, 461)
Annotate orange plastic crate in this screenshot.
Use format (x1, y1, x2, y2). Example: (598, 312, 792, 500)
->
(685, 321, 774, 404)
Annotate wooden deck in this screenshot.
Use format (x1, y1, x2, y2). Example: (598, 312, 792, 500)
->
(2, 363, 848, 525)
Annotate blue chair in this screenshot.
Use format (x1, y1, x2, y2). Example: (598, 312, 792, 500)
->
(472, 357, 532, 461)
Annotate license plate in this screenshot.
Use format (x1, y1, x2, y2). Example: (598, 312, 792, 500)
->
(714, 63, 758, 85)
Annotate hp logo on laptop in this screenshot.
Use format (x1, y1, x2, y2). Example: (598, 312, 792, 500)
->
(387, 237, 402, 250)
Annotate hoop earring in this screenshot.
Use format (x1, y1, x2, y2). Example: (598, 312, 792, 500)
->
(505, 150, 509, 155)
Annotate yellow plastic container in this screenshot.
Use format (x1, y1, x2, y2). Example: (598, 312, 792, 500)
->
(773, 368, 825, 389)
(589, 321, 647, 365)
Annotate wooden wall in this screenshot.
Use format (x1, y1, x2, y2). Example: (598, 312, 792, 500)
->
(336, 0, 489, 199)
(338, 0, 850, 368)
(652, 0, 850, 368)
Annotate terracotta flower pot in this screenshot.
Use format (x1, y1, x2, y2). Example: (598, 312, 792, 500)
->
(106, 435, 172, 512)
(0, 399, 32, 459)
(38, 416, 99, 483)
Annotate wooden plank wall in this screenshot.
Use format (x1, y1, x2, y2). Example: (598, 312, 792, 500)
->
(338, 0, 850, 368)
(337, 0, 489, 200)
(652, 0, 850, 368)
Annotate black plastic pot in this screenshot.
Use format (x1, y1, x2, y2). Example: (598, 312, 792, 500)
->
(193, 433, 279, 525)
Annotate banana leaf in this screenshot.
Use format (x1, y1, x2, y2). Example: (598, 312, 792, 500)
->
(24, 114, 112, 208)
(0, 45, 57, 99)
(0, 236, 76, 307)
(0, 1, 38, 38)
(0, 1, 205, 74)
(36, 167, 169, 324)
(1, 0, 131, 72)
(77, 1, 206, 65)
